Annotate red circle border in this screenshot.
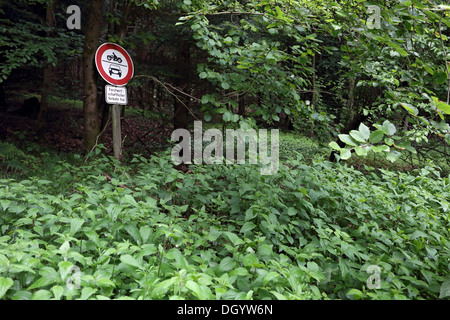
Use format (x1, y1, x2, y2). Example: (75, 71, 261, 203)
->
(95, 43, 134, 86)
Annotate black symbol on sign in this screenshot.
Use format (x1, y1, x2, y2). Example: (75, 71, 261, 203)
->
(107, 52, 123, 64)
(109, 65, 122, 77)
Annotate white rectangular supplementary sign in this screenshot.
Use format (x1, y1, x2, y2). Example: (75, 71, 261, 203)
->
(105, 85, 128, 105)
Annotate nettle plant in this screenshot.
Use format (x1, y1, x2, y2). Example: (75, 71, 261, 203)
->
(0, 147, 449, 300)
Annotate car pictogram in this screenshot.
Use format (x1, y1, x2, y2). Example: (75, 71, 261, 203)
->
(109, 65, 122, 77)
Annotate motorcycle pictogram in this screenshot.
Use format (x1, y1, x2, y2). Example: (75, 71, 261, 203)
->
(107, 52, 123, 64)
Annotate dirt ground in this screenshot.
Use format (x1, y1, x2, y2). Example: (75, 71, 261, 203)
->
(0, 101, 172, 157)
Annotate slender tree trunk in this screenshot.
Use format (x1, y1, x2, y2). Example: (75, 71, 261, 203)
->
(99, 86, 110, 134)
(310, 53, 317, 138)
(0, 83, 8, 113)
(38, 1, 56, 124)
(173, 41, 190, 130)
(82, 0, 104, 151)
(238, 93, 246, 116)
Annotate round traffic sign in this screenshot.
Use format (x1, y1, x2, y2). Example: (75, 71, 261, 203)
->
(95, 43, 134, 86)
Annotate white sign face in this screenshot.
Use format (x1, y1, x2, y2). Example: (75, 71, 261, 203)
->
(95, 43, 134, 87)
(105, 85, 128, 105)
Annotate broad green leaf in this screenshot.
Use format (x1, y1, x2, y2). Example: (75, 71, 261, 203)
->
(245, 207, 256, 220)
(140, 226, 152, 243)
(166, 248, 188, 269)
(384, 137, 394, 146)
(120, 254, 143, 270)
(152, 278, 177, 298)
(372, 145, 389, 153)
(243, 254, 263, 268)
(263, 271, 280, 286)
(10, 264, 35, 274)
(423, 64, 434, 75)
(329, 141, 341, 150)
(0, 277, 13, 299)
(70, 218, 84, 235)
(401, 103, 418, 116)
(358, 123, 371, 140)
(340, 148, 352, 160)
(96, 278, 116, 288)
(240, 221, 256, 234)
(369, 130, 384, 144)
(306, 261, 326, 281)
(439, 279, 450, 299)
(0, 254, 10, 272)
(80, 287, 98, 300)
(346, 288, 364, 300)
(0, 200, 11, 211)
(122, 194, 138, 207)
(124, 223, 142, 244)
(59, 241, 70, 254)
(29, 267, 59, 290)
(339, 134, 358, 146)
(29, 276, 57, 290)
(382, 120, 396, 136)
(386, 41, 408, 56)
(219, 257, 237, 272)
(386, 150, 401, 162)
(349, 130, 367, 143)
(186, 280, 212, 300)
(410, 230, 428, 240)
(31, 290, 52, 300)
(434, 98, 450, 115)
(11, 290, 31, 300)
(436, 72, 448, 85)
(270, 291, 287, 300)
(275, 6, 284, 18)
(222, 231, 244, 246)
(223, 111, 233, 122)
(355, 146, 368, 156)
(229, 267, 249, 277)
(51, 286, 64, 300)
(208, 227, 222, 241)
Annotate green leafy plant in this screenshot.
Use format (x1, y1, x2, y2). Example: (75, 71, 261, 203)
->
(0, 143, 449, 300)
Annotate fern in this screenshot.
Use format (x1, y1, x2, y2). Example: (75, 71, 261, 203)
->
(0, 142, 28, 174)
(0, 142, 25, 160)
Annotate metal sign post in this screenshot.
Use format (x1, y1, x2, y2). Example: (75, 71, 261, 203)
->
(95, 43, 134, 160)
(111, 104, 122, 161)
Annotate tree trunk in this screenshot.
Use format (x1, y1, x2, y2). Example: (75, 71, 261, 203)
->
(0, 83, 8, 113)
(38, 1, 56, 124)
(238, 94, 246, 116)
(310, 53, 317, 138)
(82, 0, 104, 151)
(173, 41, 190, 130)
(99, 86, 110, 134)
(329, 77, 363, 162)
